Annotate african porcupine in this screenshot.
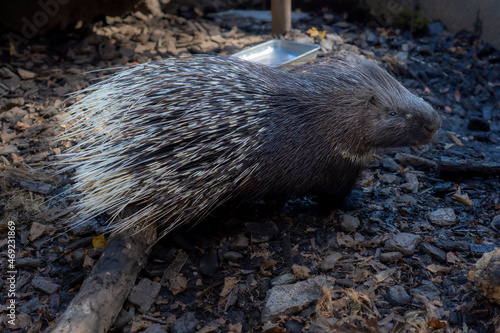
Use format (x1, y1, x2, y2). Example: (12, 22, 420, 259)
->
(61, 52, 440, 236)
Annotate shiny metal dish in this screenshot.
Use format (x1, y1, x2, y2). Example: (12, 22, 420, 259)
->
(231, 39, 320, 67)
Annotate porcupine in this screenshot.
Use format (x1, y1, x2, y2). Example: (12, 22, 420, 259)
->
(61, 52, 441, 237)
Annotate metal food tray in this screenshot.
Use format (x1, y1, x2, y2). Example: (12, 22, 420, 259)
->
(231, 39, 320, 67)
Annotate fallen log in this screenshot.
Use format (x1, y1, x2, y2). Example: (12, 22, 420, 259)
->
(52, 214, 157, 333)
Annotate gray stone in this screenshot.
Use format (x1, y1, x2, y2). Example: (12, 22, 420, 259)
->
(228, 233, 249, 251)
(428, 208, 457, 226)
(143, 323, 168, 333)
(412, 280, 441, 300)
(421, 243, 447, 263)
(380, 252, 403, 262)
(19, 297, 40, 314)
(400, 173, 419, 193)
(17, 68, 36, 80)
(171, 312, 198, 333)
(386, 285, 411, 305)
(340, 214, 360, 232)
(31, 278, 60, 294)
(129, 278, 161, 313)
(16, 258, 43, 268)
(319, 252, 342, 271)
(261, 276, 327, 322)
(379, 173, 397, 184)
(381, 157, 400, 172)
(271, 273, 298, 286)
(223, 251, 244, 262)
(385, 233, 420, 255)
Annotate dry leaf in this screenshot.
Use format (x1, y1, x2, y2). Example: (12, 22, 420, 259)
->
(92, 234, 107, 249)
(444, 105, 452, 113)
(291, 264, 312, 279)
(423, 87, 432, 95)
(169, 275, 187, 295)
(220, 277, 239, 298)
(427, 318, 447, 328)
(228, 322, 243, 333)
(453, 90, 461, 102)
(426, 264, 450, 274)
(446, 252, 459, 264)
(452, 193, 473, 207)
(29, 222, 45, 241)
(447, 132, 464, 146)
(83, 255, 94, 268)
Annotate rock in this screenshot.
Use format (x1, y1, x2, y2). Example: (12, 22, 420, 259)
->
(385, 233, 420, 255)
(223, 251, 244, 262)
(16, 258, 43, 268)
(261, 276, 327, 322)
(228, 233, 249, 251)
(398, 194, 417, 205)
(143, 323, 168, 333)
(411, 280, 441, 300)
(421, 243, 447, 263)
(271, 273, 298, 286)
(492, 215, 500, 231)
(395, 153, 438, 171)
(400, 172, 419, 193)
(19, 297, 40, 314)
(129, 278, 161, 313)
(427, 208, 457, 226)
(171, 312, 198, 333)
(31, 278, 60, 294)
(379, 174, 397, 184)
(470, 243, 496, 257)
(0, 67, 20, 81)
(340, 214, 360, 232)
(380, 252, 403, 262)
(380, 157, 400, 172)
(336, 278, 355, 288)
(467, 118, 490, 132)
(467, 248, 500, 305)
(0, 145, 20, 155)
(386, 285, 411, 305)
(17, 68, 36, 80)
(319, 252, 342, 271)
(1, 106, 28, 123)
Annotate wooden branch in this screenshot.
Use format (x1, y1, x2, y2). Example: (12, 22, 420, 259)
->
(52, 215, 158, 333)
(440, 157, 500, 178)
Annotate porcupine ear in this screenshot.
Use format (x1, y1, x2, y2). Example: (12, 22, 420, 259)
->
(366, 95, 377, 108)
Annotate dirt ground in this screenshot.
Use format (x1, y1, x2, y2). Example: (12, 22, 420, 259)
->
(0, 8, 499, 333)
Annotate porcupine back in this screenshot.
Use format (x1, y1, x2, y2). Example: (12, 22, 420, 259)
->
(61, 53, 440, 236)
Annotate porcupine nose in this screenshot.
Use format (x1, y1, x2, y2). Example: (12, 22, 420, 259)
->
(424, 109, 441, 134)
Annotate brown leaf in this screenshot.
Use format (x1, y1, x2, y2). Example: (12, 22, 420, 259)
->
(219, 276, 239, 298)
(453, 90, 461, 102)
(169, 275, 187, 295)
(452, 192, 473, 207)
(446, 252, 459, 264)
(92, 234, 106, 250)
(291, 264, 312, 279)
(29, 222, 45, 241)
